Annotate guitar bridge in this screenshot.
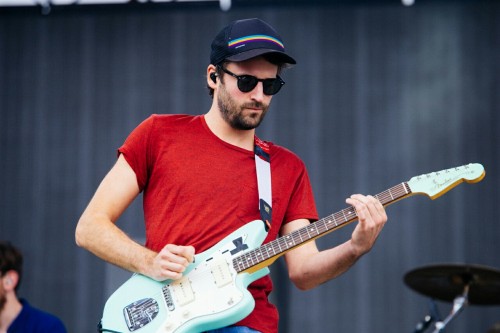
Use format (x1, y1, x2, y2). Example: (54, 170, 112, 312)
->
(123, 298, 159, 332)
(162, 284, 176, 311)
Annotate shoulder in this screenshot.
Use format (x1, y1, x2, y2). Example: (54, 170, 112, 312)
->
(148, 114, 200, 126)
(267, 141, 307, 169)
(128, 114, 201, 141)
(141, 114, 202, 135)
(13, 300, 67, 333)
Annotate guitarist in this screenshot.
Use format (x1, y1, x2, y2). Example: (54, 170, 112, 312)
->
(75, 18, 388, 333)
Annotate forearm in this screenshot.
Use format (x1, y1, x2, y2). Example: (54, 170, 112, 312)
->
(289, 239, 363, 291)
(75, 213, 156, 276)
(288, 194, 387, 290)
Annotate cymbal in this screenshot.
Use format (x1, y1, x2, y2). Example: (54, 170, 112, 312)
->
(404, 263, 500, 305)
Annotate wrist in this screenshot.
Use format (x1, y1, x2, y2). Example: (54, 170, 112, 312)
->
(136, 249, 157, 277)
(348, 239, 368, 259)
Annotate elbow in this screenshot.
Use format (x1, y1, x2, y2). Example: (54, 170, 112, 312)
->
(75, 221, 84, 248)
(75, 217, 89, 249)
(289, 271, 316, 291)
(293, 281, 311, 292)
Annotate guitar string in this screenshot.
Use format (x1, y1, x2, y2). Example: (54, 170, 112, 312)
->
(236, 164, 484, 270)
(234, 183, 411, 272)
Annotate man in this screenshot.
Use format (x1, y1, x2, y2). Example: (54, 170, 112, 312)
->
(0, 241, 67, 333)
(75, 18, 387, 333)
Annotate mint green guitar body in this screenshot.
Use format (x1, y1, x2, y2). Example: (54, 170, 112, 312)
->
(100, 220, 269, 333)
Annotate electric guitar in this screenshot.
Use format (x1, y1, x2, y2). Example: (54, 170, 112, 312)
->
(99, 163, 485, 333)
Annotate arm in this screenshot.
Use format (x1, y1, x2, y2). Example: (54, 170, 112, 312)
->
(282, 194, 387, 290)
(75, 154, 194, 281)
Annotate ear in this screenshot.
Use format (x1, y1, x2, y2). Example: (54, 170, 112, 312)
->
(2, 270, 19, 291)
(207, 64, 218, 90)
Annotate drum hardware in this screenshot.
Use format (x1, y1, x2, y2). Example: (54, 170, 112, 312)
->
(404, 263, 500, 332)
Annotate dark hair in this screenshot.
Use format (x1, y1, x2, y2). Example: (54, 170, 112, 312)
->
(0, 241, 23, 291)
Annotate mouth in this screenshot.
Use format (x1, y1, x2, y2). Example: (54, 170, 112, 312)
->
(243, 104, 264, 112)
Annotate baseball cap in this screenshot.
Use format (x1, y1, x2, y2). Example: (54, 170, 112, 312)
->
(210, 18, 296, 66)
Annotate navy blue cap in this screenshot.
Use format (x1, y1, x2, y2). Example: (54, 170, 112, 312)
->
(210, 18, 296, 66)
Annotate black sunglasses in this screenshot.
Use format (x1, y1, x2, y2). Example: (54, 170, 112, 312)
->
(218, 66, 285, 96)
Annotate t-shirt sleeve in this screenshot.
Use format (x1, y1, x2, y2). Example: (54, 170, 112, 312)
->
(117, 115, 155, 191)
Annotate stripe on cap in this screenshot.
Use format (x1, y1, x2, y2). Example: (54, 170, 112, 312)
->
(228, 34, 284, 50)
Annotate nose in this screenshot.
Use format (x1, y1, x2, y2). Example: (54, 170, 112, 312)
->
(249, 82, 265, 102)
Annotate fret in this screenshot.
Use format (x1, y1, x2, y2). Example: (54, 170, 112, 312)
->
(315, 219, 328, 231)
(341, 209, 348, 222)
(278, 237, 287, 252)
(333, 212, 343, 226)
(324, 216, 333, 230)
(276, 238, 283, 252)
(311, 223, 319, 237)
(255, 250, 262, 260)
(321, 221, 327, 232)
(245, 253, 253, 268)
(266, 244, 274, 259)
(297, 228, 304, 242)
(305, 225, 312, 238)
(345, 207, 356, 219)
(403, 182, 410, 194)
(327, 215, 336, 228)
(236, 256, 245, 271)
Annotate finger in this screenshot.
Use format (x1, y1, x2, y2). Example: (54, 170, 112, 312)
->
(365, 195, 388, 225)
(348, 195, 384, 215)
(182, 245, 196, 263)
(159, 245, 190, 268)
(159, 260, 188, 274)
(158, 268, 183, 281)
(150, 253, 186, 281)
(346, 195, 386, 229)
(166, 244, 195, 263)
(346, 194, 370, 221)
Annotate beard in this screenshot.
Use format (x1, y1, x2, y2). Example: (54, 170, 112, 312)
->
(0, 290, 6, 314)
(217, 83, 269, 130)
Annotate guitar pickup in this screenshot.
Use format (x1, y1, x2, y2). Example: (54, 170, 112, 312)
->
(211, 256, 233, 287)
(171, 278, 195, 306)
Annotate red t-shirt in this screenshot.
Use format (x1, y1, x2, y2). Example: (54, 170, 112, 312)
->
(118, 114, 318, 333)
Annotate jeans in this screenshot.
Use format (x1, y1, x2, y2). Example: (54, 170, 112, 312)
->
(204, 327, 261, 333)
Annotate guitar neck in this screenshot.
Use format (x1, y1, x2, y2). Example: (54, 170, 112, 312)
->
(233, 182, 412, 274)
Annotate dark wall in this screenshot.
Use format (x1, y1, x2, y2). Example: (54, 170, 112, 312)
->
(1, 1, 499, 332)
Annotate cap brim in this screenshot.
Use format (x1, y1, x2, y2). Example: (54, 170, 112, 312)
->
(226, 48, 296, 65)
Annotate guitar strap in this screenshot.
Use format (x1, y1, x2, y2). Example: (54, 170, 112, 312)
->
(254, 136, 272, 232)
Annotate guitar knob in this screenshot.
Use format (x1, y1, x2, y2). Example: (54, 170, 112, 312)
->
(164, 321, 174, 332)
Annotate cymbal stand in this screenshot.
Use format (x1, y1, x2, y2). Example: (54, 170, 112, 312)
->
(413, 299, 441, 333)
(432, 284, 469, 333)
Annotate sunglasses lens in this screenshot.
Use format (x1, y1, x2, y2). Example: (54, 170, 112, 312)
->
(263, 78, 284, 95)
(237, 76, 259, 93)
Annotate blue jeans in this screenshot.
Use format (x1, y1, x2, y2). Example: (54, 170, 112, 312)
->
(204, 327, 261, 333)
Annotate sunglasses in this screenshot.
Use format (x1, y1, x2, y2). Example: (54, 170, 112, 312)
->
(218, 66, 285, 96)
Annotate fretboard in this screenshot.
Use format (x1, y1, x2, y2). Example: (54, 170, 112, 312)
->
(233, 182, 412, 273)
